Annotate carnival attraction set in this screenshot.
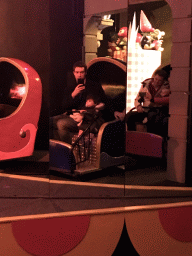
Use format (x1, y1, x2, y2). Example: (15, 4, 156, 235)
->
(49, 10, 167, 176)
(0, 11, 167, 176)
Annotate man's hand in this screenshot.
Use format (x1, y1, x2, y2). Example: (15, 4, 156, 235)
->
(71, 84, 85, 98)
(136, 105, 144, 113)
(70, 112, 83, 123)
(160, 89, 170, 97)
(114, 111, 125, 121)
(145, 91, 152, 100)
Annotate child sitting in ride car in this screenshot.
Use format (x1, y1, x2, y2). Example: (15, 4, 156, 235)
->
(69, 94, 105, 136)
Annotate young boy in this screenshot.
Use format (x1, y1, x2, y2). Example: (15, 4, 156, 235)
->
(69, 94, 105, 136)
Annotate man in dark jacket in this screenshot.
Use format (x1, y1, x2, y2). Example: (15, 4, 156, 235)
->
(50, 61, 109, 144)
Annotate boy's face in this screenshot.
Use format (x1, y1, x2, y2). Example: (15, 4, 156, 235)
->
(85, 98, 96, 108)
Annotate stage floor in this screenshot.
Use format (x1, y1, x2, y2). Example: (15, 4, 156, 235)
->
(0, 153, 192, 218)
(1, 170, 192, 218)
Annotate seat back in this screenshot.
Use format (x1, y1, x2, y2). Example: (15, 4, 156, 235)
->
(126, 131, 163, 158)
(87, 57, 126, 113)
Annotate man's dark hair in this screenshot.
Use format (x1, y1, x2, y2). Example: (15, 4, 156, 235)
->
(162, 64, 172, 78)
(73, 61, 87, 73)
(154, 69, 169, 81)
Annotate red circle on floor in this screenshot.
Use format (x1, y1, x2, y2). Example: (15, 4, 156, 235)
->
(158, 206, 192, 242)
(12, 215, 90, 256)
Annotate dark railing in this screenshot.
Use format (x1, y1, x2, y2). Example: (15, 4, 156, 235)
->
(71, 114, 99, 169)
(71, 127, 92, 165)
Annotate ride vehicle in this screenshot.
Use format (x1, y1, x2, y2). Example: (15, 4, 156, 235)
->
(49, 55, 169, 177)
(0, 57, 42, 161)
(49, 57, 126, 176)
